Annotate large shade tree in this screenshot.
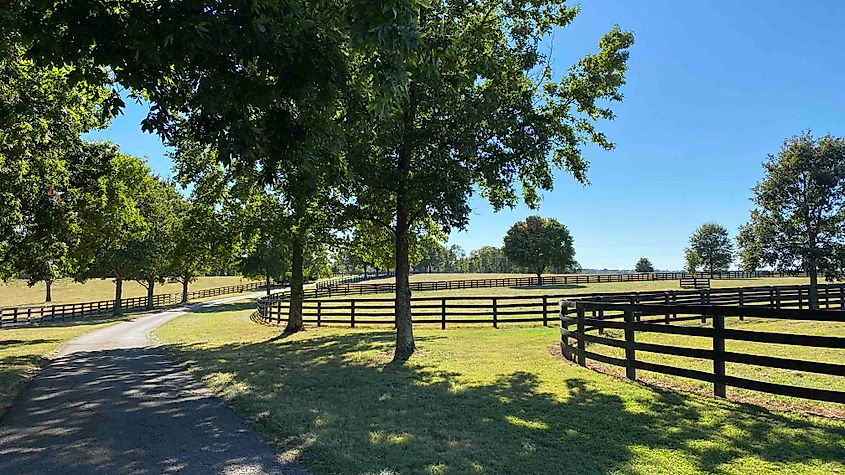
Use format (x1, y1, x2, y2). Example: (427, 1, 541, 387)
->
(503, 216, 577, 280)
(347, 2, 633, 360)
(739, 132, 845, 308)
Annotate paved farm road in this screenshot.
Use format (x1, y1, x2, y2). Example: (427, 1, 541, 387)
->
(0, 292, 306, 475)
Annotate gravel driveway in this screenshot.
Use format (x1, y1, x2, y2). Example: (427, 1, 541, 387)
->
(0, 293, 307, 475)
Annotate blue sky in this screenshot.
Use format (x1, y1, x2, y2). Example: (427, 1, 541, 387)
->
(86, 1, 845, 271)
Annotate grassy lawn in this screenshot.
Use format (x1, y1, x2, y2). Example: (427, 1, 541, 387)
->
(0, 318, 124, 416)
(0, 275, 261, 308)
(156, 303, 845, 474)
(362, 273, 570, 284)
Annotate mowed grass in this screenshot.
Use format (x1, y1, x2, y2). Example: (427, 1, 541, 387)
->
(0, 275, 261, 308)
(584, 316, 845, 417)
(155, 304, 845, 474)
(0, 318, 123, 416)
(362, 272, 570, 284)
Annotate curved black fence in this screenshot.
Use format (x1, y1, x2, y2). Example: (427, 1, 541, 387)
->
(256, 282, 845, 328)
(560, 291, 845, 404)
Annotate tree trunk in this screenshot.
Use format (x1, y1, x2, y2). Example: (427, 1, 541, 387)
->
(363, 263, 368, 279)
(393, 209, 415, 361)
(45, 279, 52, 303)
(285, 233, 305, 333)
(536, 270, 542, 286)
(265, 272, 271, 296)
(181, 274, 190, 303)
(146, 278, 155, 310)
(114, 277, 123, 315)
(808, 264, 819, 310)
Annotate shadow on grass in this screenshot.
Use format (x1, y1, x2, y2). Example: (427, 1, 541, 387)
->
(163, 331, 845, 474)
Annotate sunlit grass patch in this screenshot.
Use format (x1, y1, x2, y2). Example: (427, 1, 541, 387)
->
(156, 305, 845, 474)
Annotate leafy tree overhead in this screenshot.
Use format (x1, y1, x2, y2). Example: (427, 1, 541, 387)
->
(503, 216, 577, 280)
(634, 257, 654, 273)
(347, 3, 633, 361)
(736, 215, 765, 273)
(685, 223, 733, 275)
(739, 132, 845, 308)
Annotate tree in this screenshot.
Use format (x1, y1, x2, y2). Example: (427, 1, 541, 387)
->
(736, 216, 765, 273)
(347, 3, 633, 360)
(634, 258, 654, 273)
(503, 216, 577, 280)
(239, 196, 291, 296)
(686, 223, 733, 274)
(684, 248, 702, 274)
(0, 32, 111, 300)
(74, 145, 152, 314)
(740, 132, 845, 308)
(126, 178, 182, 309)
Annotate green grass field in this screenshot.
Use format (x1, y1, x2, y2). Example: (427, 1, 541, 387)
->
(155, 302, 845, 474)
(0, 276, 261, 308)
(0, 318, 125, 416)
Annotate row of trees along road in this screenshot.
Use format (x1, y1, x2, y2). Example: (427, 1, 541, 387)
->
(4, 2, 634, 361)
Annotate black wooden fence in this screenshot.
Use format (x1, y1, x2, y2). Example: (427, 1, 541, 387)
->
(0, 281, 273, 327)
(256, 283, 845, 328)
(560, 292, 845, 404)
(314, 271, 806, 296)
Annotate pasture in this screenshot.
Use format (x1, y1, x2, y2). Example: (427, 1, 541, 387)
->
(155, 302, 845, 474)
(0, 276, 261, 308)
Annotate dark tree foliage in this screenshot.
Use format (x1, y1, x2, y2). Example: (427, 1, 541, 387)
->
(686, 223, 733, 274)
(740, 132, 845, 308)
(634, 258, 654, 273)
(503, 216, 577, 279)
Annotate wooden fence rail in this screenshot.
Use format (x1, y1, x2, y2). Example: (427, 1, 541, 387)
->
(313, 271, 807, 296)
(0, 280, 275, 327)
(256, 282, 845, 328)
(559, 294, 845, 404)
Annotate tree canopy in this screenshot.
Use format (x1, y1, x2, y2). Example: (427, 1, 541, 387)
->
(634, 258, 654, 273)
(738, 132, 845, 308)
(503, 216, 577, 279)
(685, 223, 733, 274)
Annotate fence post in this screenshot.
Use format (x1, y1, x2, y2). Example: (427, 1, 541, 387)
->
(775, 287, 781, 309)
(560, 301, 572, 361)
(317, 301, 322, 327)
(664, 292, 670, 324)
(624, 305, 636, 381)
(492, 298, 498, 329)
(798, 287, 803, 309)
(12, 307, 18, 324)
(738, 289, 744, 321)
(576, 306, 586, 366)
(350, 300, 356, 328)
(841, 285, 844, 310)
(276, 302, 281, 324)
(713, 313, 726, 398)
(542, 296, 548, 327)
(441, 298, 446, 330)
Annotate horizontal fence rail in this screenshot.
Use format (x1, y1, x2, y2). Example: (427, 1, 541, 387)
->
(559, 290, 845, 404)
(256, 282, 845, 329)
(1, 280, 275, 327)
(316, 271, 395, 290)
(313, 271, 807, 296)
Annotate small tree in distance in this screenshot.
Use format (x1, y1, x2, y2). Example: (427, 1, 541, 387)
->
(686, 223, 733, 274)
(634, 257, 654, 273)
(503, 216, 577, 281)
